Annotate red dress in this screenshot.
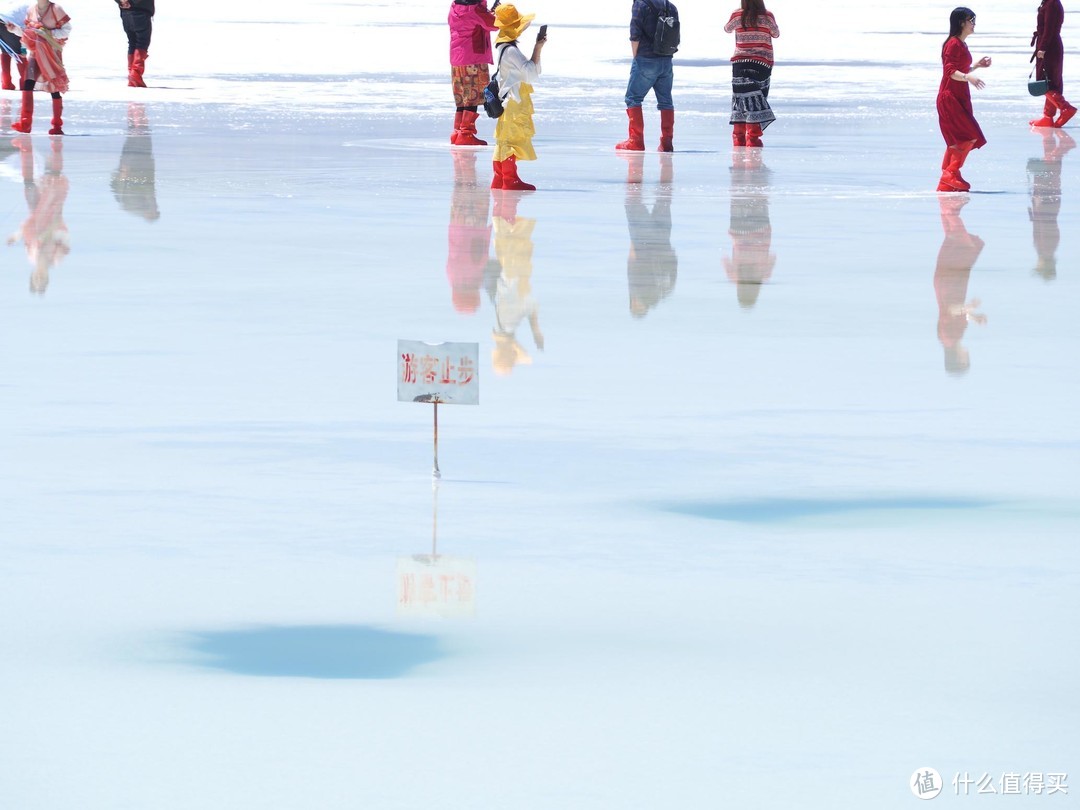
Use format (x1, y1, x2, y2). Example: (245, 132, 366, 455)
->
(1033, 0, 1065, 93)
(937, 37, 986, 148)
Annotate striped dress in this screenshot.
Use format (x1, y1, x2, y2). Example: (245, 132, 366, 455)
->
(723, 10, 779, 67)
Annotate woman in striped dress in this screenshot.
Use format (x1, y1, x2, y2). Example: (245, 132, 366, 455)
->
(723, 0, 779, 147)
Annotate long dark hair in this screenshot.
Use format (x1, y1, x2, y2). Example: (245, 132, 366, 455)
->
(943, 6, 975, 53)
(740, 0, 767, 30)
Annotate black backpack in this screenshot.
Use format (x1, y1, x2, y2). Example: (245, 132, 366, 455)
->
(651, 0, 680, 56)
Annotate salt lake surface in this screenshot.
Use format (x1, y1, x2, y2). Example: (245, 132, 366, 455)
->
(1, 1, 1077, 807)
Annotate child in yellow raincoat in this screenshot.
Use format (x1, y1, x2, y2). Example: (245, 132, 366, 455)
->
(491, 4, 546, 191)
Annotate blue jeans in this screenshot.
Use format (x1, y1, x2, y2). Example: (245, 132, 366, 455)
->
(624, 55, 674, 110)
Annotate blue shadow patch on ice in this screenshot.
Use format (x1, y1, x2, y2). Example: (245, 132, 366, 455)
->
(186, 624, 443, 680)
(661, 496, 996, 524)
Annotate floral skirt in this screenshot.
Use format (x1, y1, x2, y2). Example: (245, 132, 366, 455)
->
(729, 59, 775, 129)
(452, 64, 490, 108)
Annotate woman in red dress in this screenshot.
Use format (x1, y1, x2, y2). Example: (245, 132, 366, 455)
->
(937, 7, 991, 192)
(1030, 0, 1076, 127)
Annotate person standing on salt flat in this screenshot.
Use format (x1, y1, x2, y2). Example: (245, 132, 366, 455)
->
(936, 7, 991, 192)
(490, 3, 545, 192)
(1029, 0, 1076, 127)
(7, 0, 69, 135)
(448, 0, 498, 145)
(724, 0, 779, 148)
(113, 0, 154, 88)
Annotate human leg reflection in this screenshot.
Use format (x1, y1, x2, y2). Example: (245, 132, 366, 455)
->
(110, 103, 159, 222)
(1027, 128, 1074, 281)
(489, 190, 542, 375)
(934, 196, 987, 376)
(723, 149, 775, 310)
(6, 136, 69, 295)
(623, 154, 677, 319)
(445, 150, 492, 315)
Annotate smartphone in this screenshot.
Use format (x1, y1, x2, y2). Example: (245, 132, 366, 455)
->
(537, 24, 548, 40)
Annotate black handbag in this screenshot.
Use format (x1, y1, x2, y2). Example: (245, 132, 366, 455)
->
(1029, 62, 1048, 96)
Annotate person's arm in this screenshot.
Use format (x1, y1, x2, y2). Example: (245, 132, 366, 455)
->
(1036, 1, 1063, 56)
(767, 11, 779, 37)
(723, 11, 738, 33)
(528, 34, 545, 75)
(629, 0, 645, 55)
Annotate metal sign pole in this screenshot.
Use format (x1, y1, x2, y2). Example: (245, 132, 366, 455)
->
(432, 401, 441, 479)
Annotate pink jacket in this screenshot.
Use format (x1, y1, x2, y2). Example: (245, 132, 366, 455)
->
(448, 1, 497, 67)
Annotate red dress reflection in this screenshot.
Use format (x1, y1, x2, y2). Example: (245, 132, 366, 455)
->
(934, 196, 987, 375)
(1027, 129, 1074, 281)
(6, 136, 69, 294)
(446, 151, 492, 314)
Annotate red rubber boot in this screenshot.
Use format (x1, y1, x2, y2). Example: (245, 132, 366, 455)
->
(11, 90, 32, 133)
(615, 107, 645, 151)
(746, 123, 763, 147)
(732, 123, 746, 147)
(1048, 91, 1076, 127)
(659, 108, 674, 152)
(501, 154, 535, 191)
(455, 110, 487, 146)
(129, 49, 148, 88)
(49, 95, 64, 135)
(1030, 97, 1056, 127)
(451, 110, 463, 144)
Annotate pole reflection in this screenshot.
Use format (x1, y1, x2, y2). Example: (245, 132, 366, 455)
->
(1027, 128, 1074, 282)
(5, 135, 69, 295)
(488, 189, 543, 375)
(445, 150, 492, 315)
(723, 150, 775, 310)
(110, 103, 160, 222)
(621, 153, 678, 319)
(934, 196, 987, 376)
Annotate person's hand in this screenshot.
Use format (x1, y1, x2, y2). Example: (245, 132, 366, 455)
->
(1037, 49, 1045, 58)
(975, 56, 991, 68)
(967, 74, 985, 90)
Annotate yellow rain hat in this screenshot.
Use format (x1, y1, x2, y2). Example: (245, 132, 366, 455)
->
(495, 4, 535, 43)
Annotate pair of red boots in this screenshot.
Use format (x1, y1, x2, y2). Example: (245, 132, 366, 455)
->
(451, 110, 486, 146)
(490, 155, 535, 191)
(615, 107, 675, 152)
(1029, 91, 1077, 128)
(11, 93, 64, 136)
(732, 123, 763, 147)
(937, 142, 975, 192)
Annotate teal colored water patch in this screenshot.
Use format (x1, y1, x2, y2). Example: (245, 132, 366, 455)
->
(187, 625, 443, 679)
(662, 497, 996, 524)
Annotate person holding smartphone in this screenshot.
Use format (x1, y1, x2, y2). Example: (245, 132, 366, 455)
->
(490, 3, 546, 191)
